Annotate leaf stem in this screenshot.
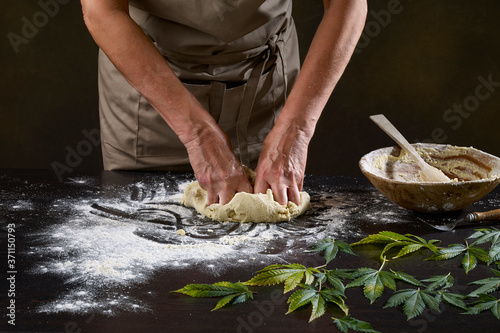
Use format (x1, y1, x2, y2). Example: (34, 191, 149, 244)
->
(379, 257, 388, 272)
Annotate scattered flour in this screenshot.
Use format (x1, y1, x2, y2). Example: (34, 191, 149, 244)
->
(25, 178, 435, 316)
(11, 199, 34, 210)
(28, 182, 334, 316)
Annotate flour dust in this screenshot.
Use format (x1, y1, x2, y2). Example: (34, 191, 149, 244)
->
(26, 178, 426, 316)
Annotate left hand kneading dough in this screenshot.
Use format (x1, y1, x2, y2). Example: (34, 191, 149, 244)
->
(181, 169, 310, 222)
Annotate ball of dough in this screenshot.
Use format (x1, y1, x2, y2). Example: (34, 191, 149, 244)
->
(181, 181, 310, 223)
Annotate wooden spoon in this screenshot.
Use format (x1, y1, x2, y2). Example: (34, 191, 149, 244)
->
(370, 114, 450, 183)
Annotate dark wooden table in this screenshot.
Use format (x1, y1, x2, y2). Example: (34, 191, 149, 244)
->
(1, 169, 499, 333)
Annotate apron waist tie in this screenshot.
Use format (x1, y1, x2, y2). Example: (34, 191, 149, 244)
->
(236, 51, 268, 166)
(236, 34, 281, 166)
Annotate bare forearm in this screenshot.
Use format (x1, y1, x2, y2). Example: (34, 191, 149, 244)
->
(276, 0, 367, 138)
(81, 0, 216, 145)
(82, 0, 253, 203)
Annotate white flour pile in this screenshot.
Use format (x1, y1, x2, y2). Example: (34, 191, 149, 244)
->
(33, 218, 236, 315)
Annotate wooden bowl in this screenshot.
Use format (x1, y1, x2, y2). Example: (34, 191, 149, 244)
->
(359, 143, 500, 213)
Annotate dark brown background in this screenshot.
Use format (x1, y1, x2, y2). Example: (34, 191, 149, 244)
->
(1, 0, 499, 177)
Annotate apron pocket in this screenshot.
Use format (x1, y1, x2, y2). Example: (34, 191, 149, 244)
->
(217, 83, 246, 140)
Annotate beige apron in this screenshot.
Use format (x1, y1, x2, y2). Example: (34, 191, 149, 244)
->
(98, 0, 300, 171)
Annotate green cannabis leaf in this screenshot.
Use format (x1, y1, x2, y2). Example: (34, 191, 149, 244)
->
(384, 288, 441, 320)
(464, 294, 500, 319)
(467, 228, 500, 265)
(468, 227, 500, 246)
(421, 273, 455, 291)
(172, 281, 253, 311)
(384, 273, 468, 319)
(435, 290, 468, 311)
(391, 270, 425, 287)
(171, 228, 500, 331)
(468, 269, 500, 297)
(244, 263, 320, 293)
(307, 238, 355, 264)
(427, 241, 489, 274)
(286, 284, 348, 322)
(346, 258, 397, 303)
(351, 231, 440, 260)
(313, 269, 349, 295)
(332, 315, 381, 333)
(488, 243, 500, 264)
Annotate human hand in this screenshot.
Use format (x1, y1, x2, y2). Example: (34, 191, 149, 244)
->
(184, 124, 253, 205)
(254, 123, 309, 205)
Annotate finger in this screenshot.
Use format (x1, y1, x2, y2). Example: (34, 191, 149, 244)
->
(287, 186, 301, 206)
(205, 189, 218, 206)
(236, 182, 253, 193)
(297, 178, 304, 192)
(219, 189, 236, 205)
(253, 176, 270, 195)
(272, 185, 288, 205)
(219, 174, 252, 204)
(237, 178, 253, 194)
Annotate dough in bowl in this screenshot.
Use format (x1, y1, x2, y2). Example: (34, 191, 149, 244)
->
(181, 170, 310, 222)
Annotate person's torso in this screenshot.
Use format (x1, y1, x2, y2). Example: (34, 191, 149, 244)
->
(129, 0, 292, 57)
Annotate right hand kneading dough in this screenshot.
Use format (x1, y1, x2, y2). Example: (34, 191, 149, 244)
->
(181, 169, 310, 222)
